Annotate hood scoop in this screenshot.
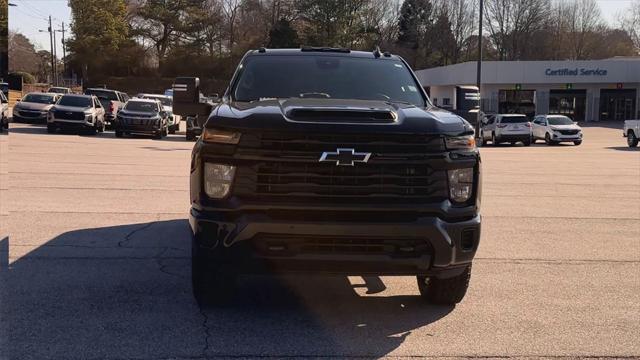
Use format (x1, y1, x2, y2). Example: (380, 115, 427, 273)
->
(287, 107, 396, 124)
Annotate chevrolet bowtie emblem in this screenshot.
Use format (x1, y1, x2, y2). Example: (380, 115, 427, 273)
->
(319, 148, 371, 166)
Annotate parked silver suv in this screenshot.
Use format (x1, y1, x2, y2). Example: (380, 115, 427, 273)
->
(480, 113, 532, 146)
(47, 94, 106, 134)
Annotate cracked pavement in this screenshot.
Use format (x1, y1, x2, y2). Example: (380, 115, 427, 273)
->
(1, 122, 639, 359)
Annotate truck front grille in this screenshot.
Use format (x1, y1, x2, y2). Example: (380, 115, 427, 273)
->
(232, 132, 448, 202)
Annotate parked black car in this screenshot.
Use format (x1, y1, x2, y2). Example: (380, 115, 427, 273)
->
(114, 98, 169, 139)
(182, 48, 482, 306)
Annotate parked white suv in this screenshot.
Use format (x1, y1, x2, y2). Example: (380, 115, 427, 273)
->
(624, 120, 639, 147)
(532, 115, 583, 146)
(47, 94, 106, 135)
(480, 113, 532, 146)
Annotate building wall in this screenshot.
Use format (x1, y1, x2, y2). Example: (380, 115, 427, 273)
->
(416, 59, 640, 121)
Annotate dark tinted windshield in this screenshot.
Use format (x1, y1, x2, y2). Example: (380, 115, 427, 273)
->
(233, 55, 426, 106)
(85, 89, 118, 101)
(143, 96, 172, 106)
(125, 101, 158, 112)
(500, 115, 528, 124)
(23, 94, 57, 104)
(548, 116, 574, 125)
(58, 96, 92, 107)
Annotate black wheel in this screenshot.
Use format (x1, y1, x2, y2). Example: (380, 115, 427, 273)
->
(628, 131, 639, 148)
(169, 125, 176, 135)
(154, 130, 163, 140)
(46, 124, 56, 133)
(573, 140, 582, 146)
(545, 133, 556, 145)
(186, 131, 195, 141)
(417, 265, 472, 305)
(531, 137, 536, 144)
(523, 138, 531, 146)
(115, 130, 124, 138)
(192, 240, 237, 307)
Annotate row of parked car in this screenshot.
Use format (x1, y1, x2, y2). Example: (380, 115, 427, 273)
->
(478, 112, 583, 146)
(8, 86, 191, 139)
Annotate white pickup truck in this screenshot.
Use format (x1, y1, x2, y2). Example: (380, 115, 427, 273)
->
(623, 120, 640, 147)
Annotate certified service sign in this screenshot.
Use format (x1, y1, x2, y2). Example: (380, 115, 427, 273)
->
(545, 68, 608, 76)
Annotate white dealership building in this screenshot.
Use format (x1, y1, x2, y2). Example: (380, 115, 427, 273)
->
(415, 58, 640, 122)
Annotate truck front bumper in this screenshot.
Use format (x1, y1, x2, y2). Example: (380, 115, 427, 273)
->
(189, 207, 481, 277)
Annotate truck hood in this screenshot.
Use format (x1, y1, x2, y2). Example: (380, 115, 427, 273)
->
(206, 99, 472, 136)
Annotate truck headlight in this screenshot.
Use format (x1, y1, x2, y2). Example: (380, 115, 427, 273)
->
(445, 135, 476, 150)
(203, 128, 241, 144)
(448, 168, 474, 203)
(204, 163, 235, 199)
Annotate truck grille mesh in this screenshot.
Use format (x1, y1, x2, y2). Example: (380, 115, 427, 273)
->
(232, 132, 448, 202)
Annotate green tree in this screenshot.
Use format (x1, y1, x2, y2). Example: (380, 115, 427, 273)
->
(67, 0, 129, 82)
(267, 18, 299, 48)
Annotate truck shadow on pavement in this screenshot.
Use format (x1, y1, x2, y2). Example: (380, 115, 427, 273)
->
(3, 220, 453, 359)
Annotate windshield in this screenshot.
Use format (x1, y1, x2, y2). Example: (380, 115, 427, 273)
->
(233, 55, 426, 107)
(500, 115, 528, 124)
(85, 89, 118, 101)
(22, 94, 57, 104)
(58, 96, 92, 107)
(548, 116, 574, 125)
(143, 96, 172, 107)
(125, 101, 158, 112)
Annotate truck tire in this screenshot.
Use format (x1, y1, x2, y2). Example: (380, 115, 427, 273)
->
(191, 240, 236, 307)
(417, 265, 472, 305)
(573, 140, 582, 146)
(628, 130, 639, 148)
(186, 130, 195, 141)
(523, 138, 531, 146)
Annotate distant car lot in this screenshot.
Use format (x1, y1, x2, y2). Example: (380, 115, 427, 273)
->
(1, 122, 638, 359)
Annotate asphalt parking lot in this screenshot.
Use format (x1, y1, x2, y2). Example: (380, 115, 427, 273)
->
(1, 121, 639, 359)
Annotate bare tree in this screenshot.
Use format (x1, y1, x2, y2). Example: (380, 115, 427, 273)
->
(484, 0, 550, 60)
(435, 0, 476, 63)
(564, 0, 603, 59)
(620, 0, 640, 53)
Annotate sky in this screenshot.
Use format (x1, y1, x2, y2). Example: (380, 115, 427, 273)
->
(7, 0, 638, 58)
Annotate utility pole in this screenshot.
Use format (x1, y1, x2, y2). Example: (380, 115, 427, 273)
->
(475, 0, 484, 142)
(57, 23, 66, 78)
(52, 26, 57, 86)
(40, 16, 55, 85)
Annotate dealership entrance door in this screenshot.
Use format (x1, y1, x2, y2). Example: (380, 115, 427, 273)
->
(549, 89, 586, 121)
(499, 90, 536, 118)
(600, 89, 637, 121)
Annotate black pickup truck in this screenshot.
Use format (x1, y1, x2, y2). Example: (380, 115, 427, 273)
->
(178, 48, 482, 306)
